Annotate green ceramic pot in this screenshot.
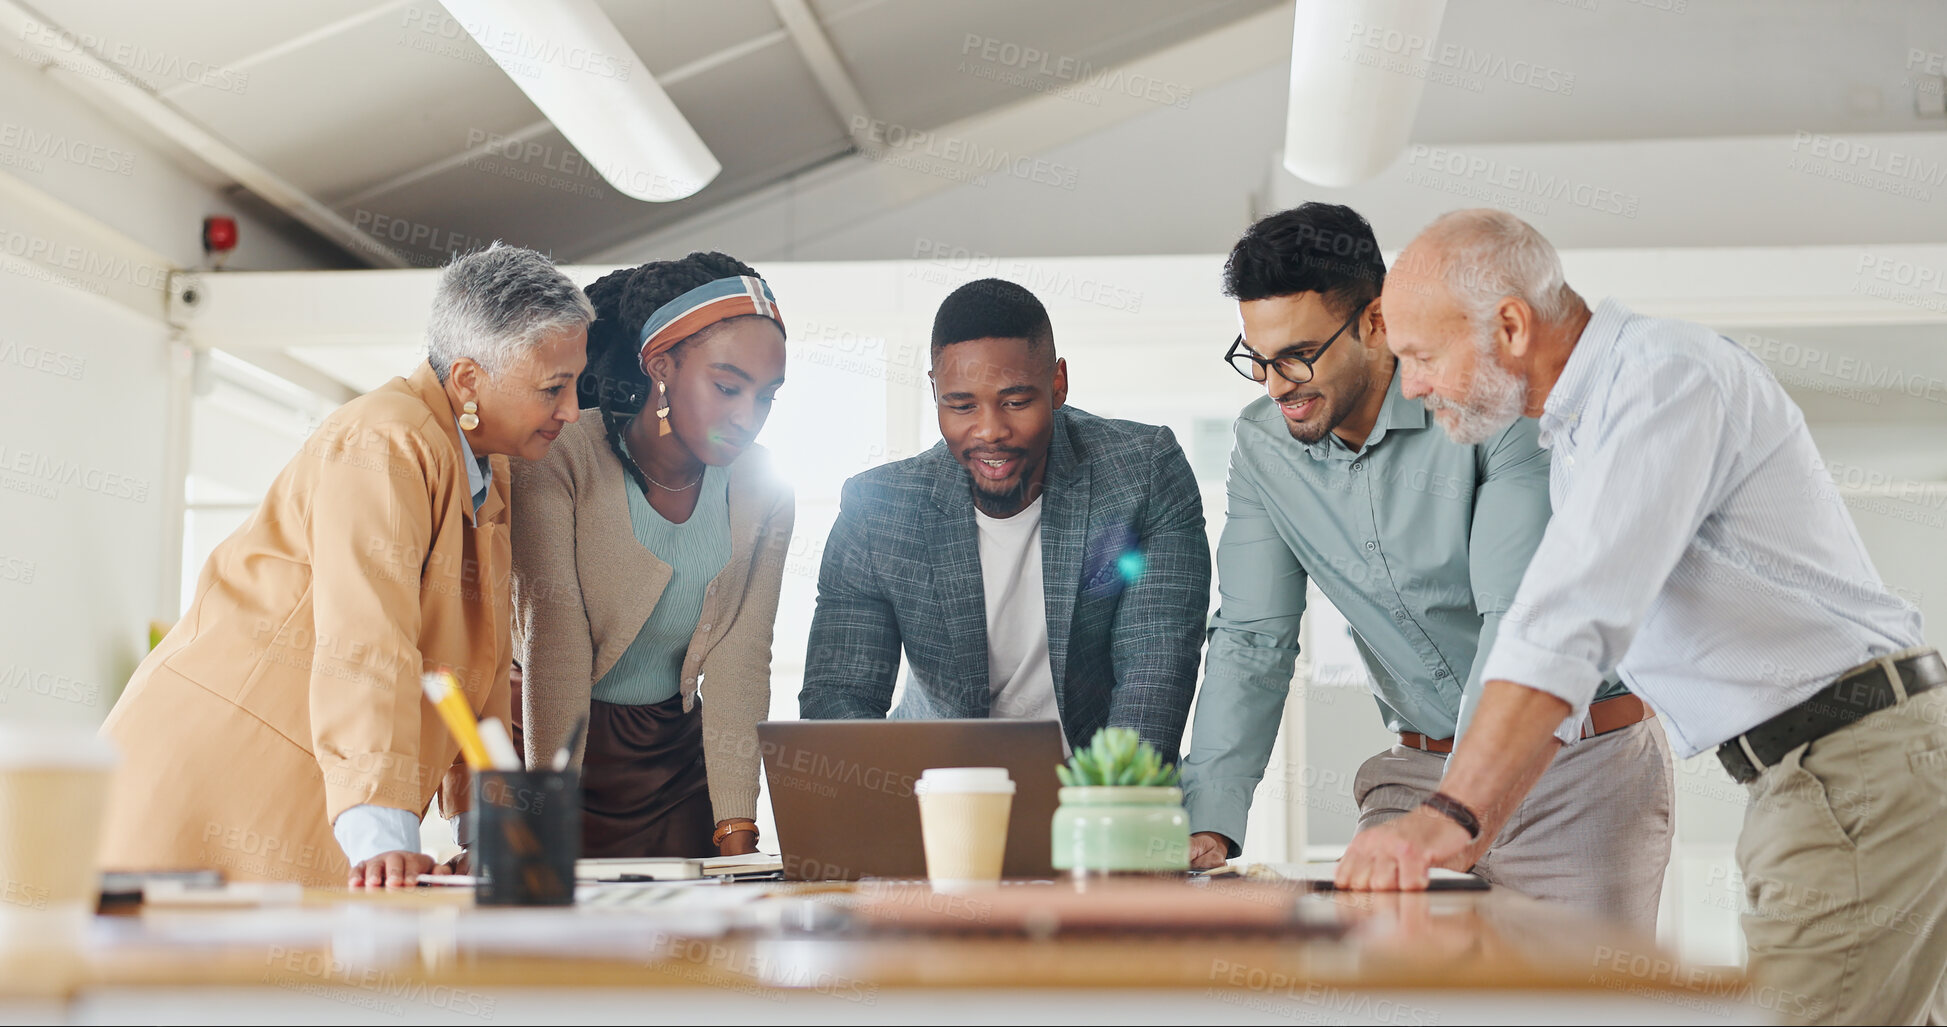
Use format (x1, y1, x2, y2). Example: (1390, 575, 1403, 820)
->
(1049, 786, 1190, 873)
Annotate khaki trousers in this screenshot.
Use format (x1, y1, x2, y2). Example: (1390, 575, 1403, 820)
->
(1353, 719, 1675, 933)
(1735, 686, 1947, 1025)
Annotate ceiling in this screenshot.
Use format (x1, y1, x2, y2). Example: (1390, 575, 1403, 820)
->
(28, 0, 1947, 269)
(1412, 0, 1947, 144)
(31, 0, 1283, 265)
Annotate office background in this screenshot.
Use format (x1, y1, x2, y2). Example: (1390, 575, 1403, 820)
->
(4, 0, 1945, 969)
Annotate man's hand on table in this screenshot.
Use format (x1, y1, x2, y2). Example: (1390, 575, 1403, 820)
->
(1334, 806, 1473, 891)
(1443, 829, 1494, 875)
(349, 850, 442, 888)
(1188, 831, 1233, 870)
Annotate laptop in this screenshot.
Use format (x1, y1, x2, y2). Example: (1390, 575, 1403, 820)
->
(758, 719, 1066, 881)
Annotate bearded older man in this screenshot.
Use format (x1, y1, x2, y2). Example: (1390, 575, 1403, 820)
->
(1339, 208, 1943, 1026)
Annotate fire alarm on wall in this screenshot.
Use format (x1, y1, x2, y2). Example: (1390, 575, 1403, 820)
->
(202, 215, 238, 268)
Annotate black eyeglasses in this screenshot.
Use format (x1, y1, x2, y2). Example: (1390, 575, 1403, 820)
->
(1223, 306, 1363, 385)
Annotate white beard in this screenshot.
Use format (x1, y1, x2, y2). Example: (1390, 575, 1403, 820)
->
(1425, 350, 1527, 445)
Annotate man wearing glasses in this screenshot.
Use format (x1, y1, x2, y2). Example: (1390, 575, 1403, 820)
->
(1179, 203, 1674, 929)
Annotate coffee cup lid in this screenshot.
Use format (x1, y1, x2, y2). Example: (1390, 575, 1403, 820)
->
(914, 767, 1014, 794)
(0, 721, 118, 769)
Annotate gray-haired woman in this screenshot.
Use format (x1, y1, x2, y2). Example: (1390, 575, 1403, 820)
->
(100, 245, 591, 889)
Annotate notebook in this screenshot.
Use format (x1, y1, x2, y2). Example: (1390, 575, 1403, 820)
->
(575, 853, 787, 882)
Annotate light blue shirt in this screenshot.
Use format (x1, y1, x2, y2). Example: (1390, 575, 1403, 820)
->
(1180, 366, 1626, 847)
(332, 805, 419, 868)
(1481, 299, 1925, 757)
(458, 420, 491, 514)
(332, 418, 494, 866)
(593, 456, 731, 706)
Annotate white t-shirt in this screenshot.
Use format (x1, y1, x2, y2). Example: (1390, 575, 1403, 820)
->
(973, 497, 1065, 752)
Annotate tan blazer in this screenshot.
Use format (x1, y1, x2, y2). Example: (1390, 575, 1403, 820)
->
(510, 417, 793, 823)
(99, 362, 510, 885)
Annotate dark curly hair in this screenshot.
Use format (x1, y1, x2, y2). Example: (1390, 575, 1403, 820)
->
(1222, 203, 1386, 333)
(580, 251, 765, 493)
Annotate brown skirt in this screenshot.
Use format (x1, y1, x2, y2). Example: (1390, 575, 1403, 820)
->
(576, 695, 716, 858)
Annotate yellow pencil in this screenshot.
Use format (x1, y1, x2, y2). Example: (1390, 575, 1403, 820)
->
(421, 670, 493, 771)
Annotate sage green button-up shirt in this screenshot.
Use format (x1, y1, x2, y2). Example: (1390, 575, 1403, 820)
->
(1180, 366, 1628, 850)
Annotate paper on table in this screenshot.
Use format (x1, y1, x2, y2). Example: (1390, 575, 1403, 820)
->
(142, 880, 303, 907)
(1297, 861, 1486, 888)
(106, 906, 392, 950)
(699, 853, 783, 876)
(415, 874, 482, 887)
(578, 881, 771, 910)
(450, 904, 733, 958)
(575, 857, 703, 881)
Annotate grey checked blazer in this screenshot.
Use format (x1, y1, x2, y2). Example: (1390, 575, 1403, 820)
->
(799, 406, 1212, 757)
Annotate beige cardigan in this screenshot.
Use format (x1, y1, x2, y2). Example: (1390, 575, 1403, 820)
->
(101, 362, 508, 884)
(509, 417, 793, 823)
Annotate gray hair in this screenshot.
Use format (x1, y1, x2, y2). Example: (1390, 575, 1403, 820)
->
(427, 243, 594, 382)
(1418, 209, 1578, 328)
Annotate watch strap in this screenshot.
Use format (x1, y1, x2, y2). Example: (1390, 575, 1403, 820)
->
(1421, 791, 1482, 840)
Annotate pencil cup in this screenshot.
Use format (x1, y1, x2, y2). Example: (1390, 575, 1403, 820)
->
(473, 770, 579, 906)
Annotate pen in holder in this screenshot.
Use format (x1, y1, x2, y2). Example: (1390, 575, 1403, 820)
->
(473, 770, 579, 906)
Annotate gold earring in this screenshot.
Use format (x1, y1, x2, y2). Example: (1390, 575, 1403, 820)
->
(458, 400, 479, 432)
(655, 381, 672, 437)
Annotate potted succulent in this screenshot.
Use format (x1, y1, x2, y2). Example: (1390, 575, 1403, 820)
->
(1051, 728, 1190, 874)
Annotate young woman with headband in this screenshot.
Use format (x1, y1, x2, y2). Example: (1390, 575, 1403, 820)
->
(509, 251, 791, 859)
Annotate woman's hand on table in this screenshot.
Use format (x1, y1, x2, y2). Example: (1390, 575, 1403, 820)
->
(349, 850, 441, 888)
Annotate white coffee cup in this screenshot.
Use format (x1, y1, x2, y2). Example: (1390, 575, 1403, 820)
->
(0, 721, 118, 947)
(913, 767, 1014, 892)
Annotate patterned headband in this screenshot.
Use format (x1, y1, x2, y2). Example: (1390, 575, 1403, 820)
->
(636, 274, 784, 365)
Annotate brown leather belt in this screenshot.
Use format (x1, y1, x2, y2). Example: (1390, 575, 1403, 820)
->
(1399, 693, 1656, 754)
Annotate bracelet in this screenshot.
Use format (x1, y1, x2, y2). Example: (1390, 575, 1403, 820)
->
(1420, 791, 1482, 840)
(711, 819, 759, 847)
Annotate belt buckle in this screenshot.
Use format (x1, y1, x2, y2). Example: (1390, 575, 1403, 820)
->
(1718, 735, 1765, 784)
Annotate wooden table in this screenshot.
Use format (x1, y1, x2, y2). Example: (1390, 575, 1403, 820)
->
(0, 874, 1761, 1025)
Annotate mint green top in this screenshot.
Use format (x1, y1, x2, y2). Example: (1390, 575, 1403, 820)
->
(590, 460, 732, 706)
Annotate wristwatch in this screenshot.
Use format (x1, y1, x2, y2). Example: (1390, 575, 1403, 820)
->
(1420, 791, 1482, 840)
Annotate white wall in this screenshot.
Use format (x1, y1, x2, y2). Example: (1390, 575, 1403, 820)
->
(0, 44, 331, 726)
(0, 271, 171, 725)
